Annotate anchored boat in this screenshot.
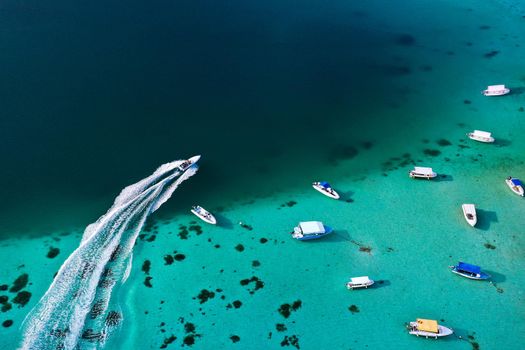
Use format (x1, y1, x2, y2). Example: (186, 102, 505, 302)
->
(407, 319, 453, 339)
(467, 130, 494, 143)
(505, 176, 524, 197)
(409, 167, 437, 179)
(312, 181, 340, 199)
(190, 205, 217, 225)
(291, 221, 333, 241)
(178, 155, 201, 172)
(346, 276, 374, 290)
(450, 262, 490, 280)
(461, 204, 477, 227)
(482, 84, 510, 96)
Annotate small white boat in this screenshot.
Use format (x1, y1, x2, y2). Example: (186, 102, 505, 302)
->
(346, 276, 374, 290)
(407, 319, 453, 339)
(482, 84, 510, 96)
(467, 130, 494, 143)
(178, 155, 201, 172)
(291, 221, 333, 241)
(312, 181, 340, 199)
(505, 176, 524, 197)
(461, 204, 477, 227)
(190, 205, 217, 225)
(409, 166, 437, 179)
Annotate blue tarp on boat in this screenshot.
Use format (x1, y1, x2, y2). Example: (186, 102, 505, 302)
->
(511, 178, 522, 186)
(320, 181, 331, 188)
(457, 262, 481, 274)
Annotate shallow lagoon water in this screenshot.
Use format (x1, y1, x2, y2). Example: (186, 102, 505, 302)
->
(1, 0, 525, 349)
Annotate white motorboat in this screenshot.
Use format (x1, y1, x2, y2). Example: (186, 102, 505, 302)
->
(346, 276, 374, 290)
(482, 84, 510, 96)
(312, 181, 340, 199)
(409, 166, 437, 179)
(407, 319, 453, 339)
(505, 176, 524, 197)
(190, 205, 217, 225)
(467, 130, 494, 143)
(461, 204, 477, 227)
(178, 155, 201, 172)
(291, 221, 333, 241)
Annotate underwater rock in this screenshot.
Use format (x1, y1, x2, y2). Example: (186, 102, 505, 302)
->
(252, 260, 261, 267)
(164, 255, 174, 265)
(146, 235, 156, 242)
(423, 149, 441, 156)
(1, 302, 12, 312)
(240, 276, 264, 294)
(90, 300, 105, 319)
(2, 319, 13, 327)
(0, 285, 7, 291)
(437, 139, 452, 146)
(484, 50, 499, 58)
(188, 224, 203, 235)
(484, 243, 496, 249)
(519, 107, 524, 112)
(196, 289, 215, 304)
(331, 145, 359, 161)
(0, 295, 7, 304)
(361, 141, 374, 149)
(280, 335, 300, 349)
(396, 33, 416, 46)
(230, 335, 240, 343)
(9, 273, 28, 293)
(183, 334, 198, 346)
(178, 226, 189, 239)
(276, 323, 287, 332)
(105, 311, 122, 326)
(284, 201, 297, 207)
(359, 246, 372, 253)
(349, 305, 359, 314)
(144, 277, 153, 288)
(160, 335, 177, 349)
(174, 254, 186, 261)
(464, 99, 472, 104)
(260, 238, 268, 244)
(184, 322, 196, 333)
(46, 247, 60, 259)
(13, 291, 31, 307)
(479, 25, 491, 30)
(142, 260, 151, 275)
(232, 300, 242, 309)
(235, 244, 245, 252)
(278, 300, 302, 318)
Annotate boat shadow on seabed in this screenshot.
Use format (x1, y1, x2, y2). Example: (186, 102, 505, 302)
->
(475, 209, 498, 231)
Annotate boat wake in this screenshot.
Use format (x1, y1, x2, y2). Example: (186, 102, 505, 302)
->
(20, 159, 199, 350)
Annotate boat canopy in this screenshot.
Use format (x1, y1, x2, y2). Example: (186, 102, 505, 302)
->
(320, 181, 331, 188)
(487, 84, 506, 91)
(416, 319, 439, 333)
(350, 276, 371, 284)
(413, 167, 434, 175)
(298, 221, 325, 235)
(457, 262, 481, 274)
(511, 178, 522, 186)
(472, 130, 491, 138)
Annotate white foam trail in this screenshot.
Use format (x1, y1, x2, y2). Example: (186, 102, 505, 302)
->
(21, 159, 198, 350)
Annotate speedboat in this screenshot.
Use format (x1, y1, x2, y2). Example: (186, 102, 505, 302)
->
(346, 276, 374, 290)
(409, 167, 437, 179)
(505, 176, 524, 196)
(190, 205, 217, 225)
(467, 130, 494, 143)
(461, 204, 477, 227)
(449, 262, 490, 280)
(178, 155, 201, 172)
(407, 319, 453, 339)
(291, 221, 333, 241)
(482, 84, 510, 96)
(312, 181, 340, 199)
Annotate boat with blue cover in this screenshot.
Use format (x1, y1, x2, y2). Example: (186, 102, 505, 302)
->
(291, 221, 333, 241)
(312, 181, 340, 199)
(505, 176, 524, 196)
(450, 262, 491, 280)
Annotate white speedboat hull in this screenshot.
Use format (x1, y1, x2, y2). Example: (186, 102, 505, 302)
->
(191, 206, 217, 225)
(467, 134, 494, 143)
(461, 204, 477, 227)
(482, 89, 510, 96)
(178, 155, 201, 171)
(505, 179, 524, 197)
(346, 281, 374, 290)
(312, 183, 340, 199)
(408, 323, 453, 338)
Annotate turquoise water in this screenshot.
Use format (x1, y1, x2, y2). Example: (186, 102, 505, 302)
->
(1, 0, 525, 348)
